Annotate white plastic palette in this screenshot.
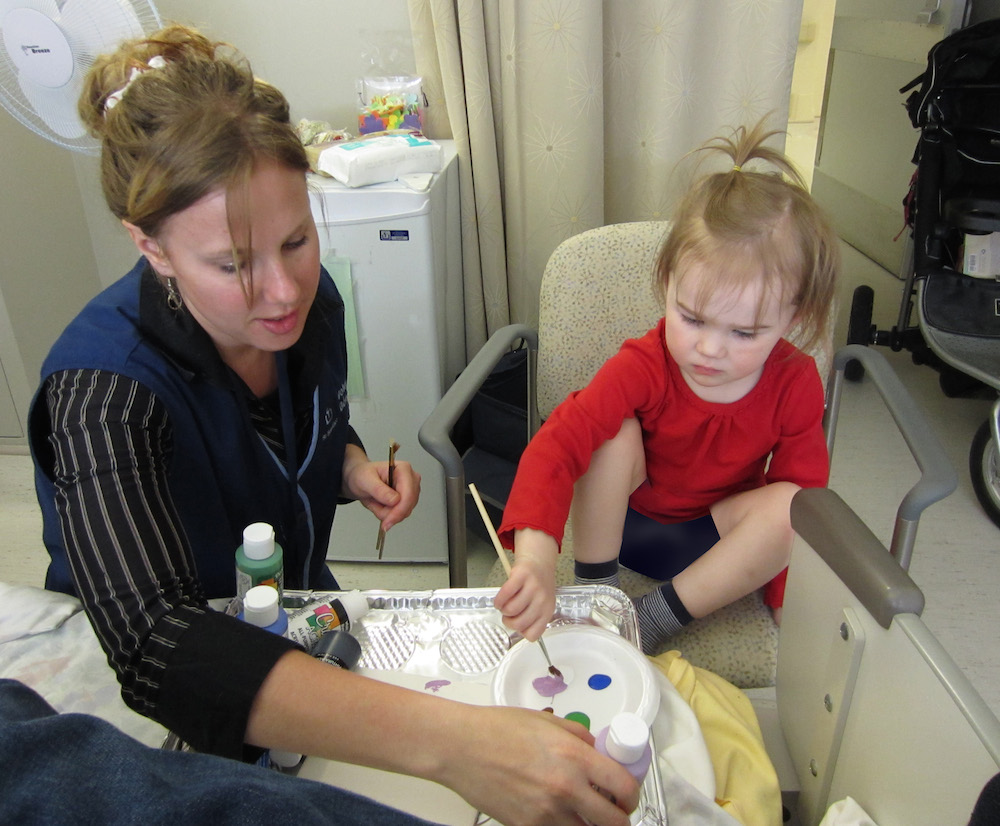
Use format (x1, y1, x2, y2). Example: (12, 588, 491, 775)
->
(491, 625, 657, 735)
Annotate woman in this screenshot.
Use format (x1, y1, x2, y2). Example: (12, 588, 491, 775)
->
(28, 25, 637, 826)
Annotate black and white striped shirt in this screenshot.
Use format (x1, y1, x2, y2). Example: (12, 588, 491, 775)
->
(42, 367, 303, 757)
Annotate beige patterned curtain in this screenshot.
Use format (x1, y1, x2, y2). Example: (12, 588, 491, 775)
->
(408, 0, 804, 356)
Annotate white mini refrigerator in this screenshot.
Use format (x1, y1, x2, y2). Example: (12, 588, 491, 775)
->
(309, 141, 463, 563)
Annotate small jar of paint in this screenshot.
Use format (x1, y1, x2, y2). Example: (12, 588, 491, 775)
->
(238, 584, 289, 637)
(312, 628, 362, 671)
(235, 522, 284, 601)
(595, 711, 652, 784)
(237, 584, 299, 770)
(285, 590, 369, 650)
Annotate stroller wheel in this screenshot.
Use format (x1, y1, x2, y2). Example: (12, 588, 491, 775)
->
(845, 285, 875, 382)
(970, 420, 1000, 530)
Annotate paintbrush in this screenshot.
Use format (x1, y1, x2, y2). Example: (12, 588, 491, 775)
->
(468, 482, 563, 680)
(375, 440, 400, 559)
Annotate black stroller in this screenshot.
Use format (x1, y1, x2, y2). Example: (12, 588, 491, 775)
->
(847, 17, 1000, 528)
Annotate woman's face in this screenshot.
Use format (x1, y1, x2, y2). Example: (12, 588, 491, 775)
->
(132, 158, 320, 371)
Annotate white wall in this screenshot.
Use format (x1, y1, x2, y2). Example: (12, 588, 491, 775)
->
(789, 0, 836, 123)
(0, 100, 102, 444)
(157, 1, 416, 134)
(0, 0, 414, 444)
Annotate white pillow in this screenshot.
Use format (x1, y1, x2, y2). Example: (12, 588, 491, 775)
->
(0, 582, 81, 643)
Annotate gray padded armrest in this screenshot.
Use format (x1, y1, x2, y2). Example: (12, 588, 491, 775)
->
(791, 487, 925, 628)
(419, 324, 537, 477)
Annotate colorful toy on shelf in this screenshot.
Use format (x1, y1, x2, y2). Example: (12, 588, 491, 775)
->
(358, 76, 423, 135)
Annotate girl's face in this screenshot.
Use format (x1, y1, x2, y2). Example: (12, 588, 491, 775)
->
(663, 258, 798, 403)
(128, 158, 320, 374)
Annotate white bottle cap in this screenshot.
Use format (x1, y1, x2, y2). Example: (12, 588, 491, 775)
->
(338, 589, 370, 622)
(243, 522, 275, 561)
(606, 712, 649, 765)
(243, 585, 280, 628)
(268, 748, 302, 768)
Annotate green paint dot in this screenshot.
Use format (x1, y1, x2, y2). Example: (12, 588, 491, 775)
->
(565, 711, 591, 730)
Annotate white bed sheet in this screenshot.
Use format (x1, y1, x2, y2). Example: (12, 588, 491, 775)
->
(0, 582, 167, 748)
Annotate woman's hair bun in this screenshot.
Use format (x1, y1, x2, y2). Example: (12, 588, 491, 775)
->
(78, 25, 224, 136)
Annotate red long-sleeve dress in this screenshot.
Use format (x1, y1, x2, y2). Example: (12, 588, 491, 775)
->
(498, 318, 829, 607)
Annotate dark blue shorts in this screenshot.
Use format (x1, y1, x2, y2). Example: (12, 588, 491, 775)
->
(618, 508, 720, 581)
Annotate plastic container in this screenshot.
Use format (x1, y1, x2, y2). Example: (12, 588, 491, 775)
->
(238, 585, 289, 636)
(237, 583, 299, 770)
(285, 591, 369, 650)
(235, 522, 284, 601)
(595, 712, 652, 784)
(312, 628, 362, 671)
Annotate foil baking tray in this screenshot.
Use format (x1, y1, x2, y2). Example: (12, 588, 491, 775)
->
(286, 584, 668, 826)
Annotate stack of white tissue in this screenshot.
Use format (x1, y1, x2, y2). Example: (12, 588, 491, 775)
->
(317, 134, 442, 188)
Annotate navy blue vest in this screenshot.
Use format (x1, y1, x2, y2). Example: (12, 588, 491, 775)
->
(30, 260, 351, 598)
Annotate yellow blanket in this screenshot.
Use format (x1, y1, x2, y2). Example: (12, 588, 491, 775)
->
(650, 650, 782, 826)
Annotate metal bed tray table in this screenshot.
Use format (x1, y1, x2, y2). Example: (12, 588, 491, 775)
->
(293, 585, 668, 826)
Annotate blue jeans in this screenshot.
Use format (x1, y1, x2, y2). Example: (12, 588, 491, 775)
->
(0, 679, 442, 826)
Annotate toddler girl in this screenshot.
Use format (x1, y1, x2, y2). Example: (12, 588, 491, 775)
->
(495, 120, 839, 653)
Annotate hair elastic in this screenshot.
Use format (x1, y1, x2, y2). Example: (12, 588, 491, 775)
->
(104, 55, 168, 113)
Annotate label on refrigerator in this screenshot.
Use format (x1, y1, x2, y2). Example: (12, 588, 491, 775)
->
(380, 229, 410, 241)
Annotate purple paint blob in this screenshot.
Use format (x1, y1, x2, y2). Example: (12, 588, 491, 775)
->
(588, 673, 612, 690)
(424, 679, 451, 693)
(532, 674, 569, 700)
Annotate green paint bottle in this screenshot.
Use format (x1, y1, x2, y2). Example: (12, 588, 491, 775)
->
(235, 522, 284, 601)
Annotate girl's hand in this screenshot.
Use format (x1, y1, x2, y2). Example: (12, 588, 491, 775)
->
(341, 445, 420, 533)
(494, 527, 558, 641)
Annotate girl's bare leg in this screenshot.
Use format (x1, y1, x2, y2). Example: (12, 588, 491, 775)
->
(569, 417, 646, 564)
(672, 481, 799, 619)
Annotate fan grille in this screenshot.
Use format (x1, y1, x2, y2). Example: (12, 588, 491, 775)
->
(0, 0, 162, 153)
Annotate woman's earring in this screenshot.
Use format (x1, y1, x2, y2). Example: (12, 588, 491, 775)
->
(165, 278, 183, 311)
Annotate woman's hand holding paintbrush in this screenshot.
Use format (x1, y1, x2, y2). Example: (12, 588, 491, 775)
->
(375, 440, 400, 557)
(344, 441, 420, 546)
(470, 484, 562, 677)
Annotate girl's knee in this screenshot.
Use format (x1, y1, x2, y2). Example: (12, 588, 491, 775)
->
(585, 417, 646, 490)
(713, 481, 800, 538)
(765, 481, 801, 517)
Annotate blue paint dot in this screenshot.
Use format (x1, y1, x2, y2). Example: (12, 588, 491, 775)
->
(588, 673, 612, 690)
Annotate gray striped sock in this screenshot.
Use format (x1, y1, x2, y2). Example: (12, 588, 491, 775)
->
(634, 587, 687, 654)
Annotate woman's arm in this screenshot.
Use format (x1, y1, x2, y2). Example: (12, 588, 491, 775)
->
(42, 369, 297, 756)
(247, 649, 639, 826)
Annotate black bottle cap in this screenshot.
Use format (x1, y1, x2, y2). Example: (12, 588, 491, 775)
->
(312, 629, 362, 671)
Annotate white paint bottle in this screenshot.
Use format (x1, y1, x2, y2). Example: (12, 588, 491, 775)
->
(284, 590, 369, 650)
